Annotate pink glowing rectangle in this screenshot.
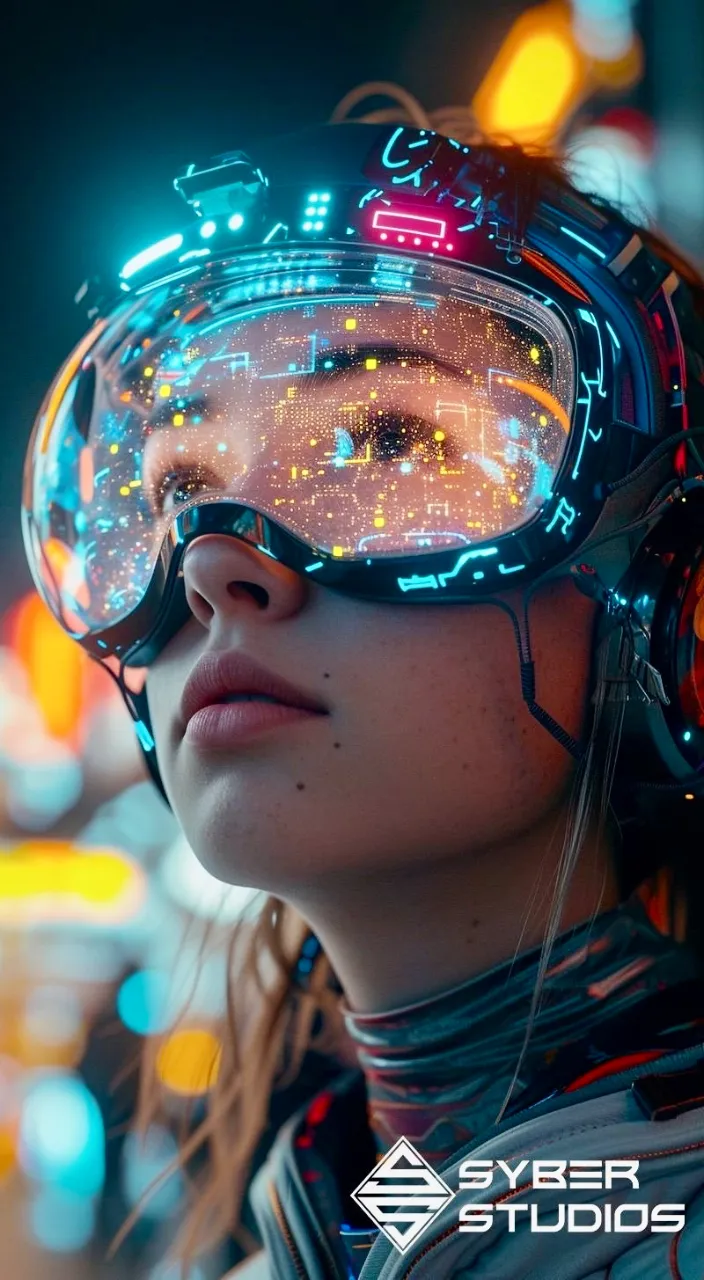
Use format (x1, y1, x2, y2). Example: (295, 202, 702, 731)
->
(371, 209, 447, 240)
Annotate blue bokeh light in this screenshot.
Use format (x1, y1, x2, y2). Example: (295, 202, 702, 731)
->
(29, 1187, 96, 1253)
(19, 1074, 105, 1196)
(117, 969, 172, 1036)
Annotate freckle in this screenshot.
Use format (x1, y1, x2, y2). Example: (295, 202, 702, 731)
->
(333, 742, 341, 749)
(296, 782, 306, 790)
(462, 762, 469, 771)
(323, 672, 331, 678)
(471, 918, 480, 928)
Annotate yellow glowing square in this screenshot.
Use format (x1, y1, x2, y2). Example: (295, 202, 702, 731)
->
(159, 384, 171, 398)
(374, 516, 386, 528)
(332, 545, 344, 557)
(365, 357, 378, 370)
(345, 317, 357, 331)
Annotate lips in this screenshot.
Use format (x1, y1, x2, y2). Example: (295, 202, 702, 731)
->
(180, 650, 329, 728)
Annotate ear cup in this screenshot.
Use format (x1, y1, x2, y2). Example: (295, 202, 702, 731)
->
(600, 486, 704, 793)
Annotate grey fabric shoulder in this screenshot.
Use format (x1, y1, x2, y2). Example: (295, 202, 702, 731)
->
(221, 1251, 270, 1279)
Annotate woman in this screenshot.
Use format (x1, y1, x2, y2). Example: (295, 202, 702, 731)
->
(21, 87, 704, 1279)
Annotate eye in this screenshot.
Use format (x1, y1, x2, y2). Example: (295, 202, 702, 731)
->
(363, 411, 455, 461)
(152, 465, 222, 515)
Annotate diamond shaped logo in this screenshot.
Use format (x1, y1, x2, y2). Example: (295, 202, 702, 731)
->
(350, 1136, 456, 1254)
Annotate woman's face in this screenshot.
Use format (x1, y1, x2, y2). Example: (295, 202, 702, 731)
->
(146, 542, 598, 894)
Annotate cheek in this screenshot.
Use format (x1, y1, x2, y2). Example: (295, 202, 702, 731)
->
(329, 610, 575, 848)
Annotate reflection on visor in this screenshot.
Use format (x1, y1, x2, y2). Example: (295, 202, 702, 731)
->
(27, 252, 574, 634)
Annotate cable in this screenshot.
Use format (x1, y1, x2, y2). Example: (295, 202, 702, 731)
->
(329, 80, 481, 146)
(329, 82, 432, 128)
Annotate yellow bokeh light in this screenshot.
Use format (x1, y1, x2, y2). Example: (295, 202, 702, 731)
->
(157, 1028, 222, 1096)
(159, 384, 171, 398)
(120, 485, 130, 496)
(332, 546, 344, 557)
(109, 443, 119, 454)
(374, 516, 386, 528)
(365, 357, 378, 370)
(434, 430, 445, 442)
(473, 2, 589, 145)
(530, 347, 540, 362)
(345, 317, 357, 330)
(309, 438, 318, 446)
(173, 413, 184, 427)
(539, 414, 548, 426)
(144, 366, 154, 378)
(0, 841, 145, 925)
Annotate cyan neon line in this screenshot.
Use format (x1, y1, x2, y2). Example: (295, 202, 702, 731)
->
(358, 188, 383, 208)
(381, 127, 407, 169)
(571, 373, 593, 480)
(305, 561, 324, 572)
(120, 233, 184, 279)
(577, 309, 606, 397)
(546, 497, 576, 535)
(605, 321, 621, 350)
(560, 227, 607, 259)
(263, 222, 287, 244)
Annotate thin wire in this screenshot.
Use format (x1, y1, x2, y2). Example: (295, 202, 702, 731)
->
(329, 82, 432, 128)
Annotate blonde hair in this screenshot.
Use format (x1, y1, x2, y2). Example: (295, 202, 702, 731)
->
(114, 84, 703, 1272)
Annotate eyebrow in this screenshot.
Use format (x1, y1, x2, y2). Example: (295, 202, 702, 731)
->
(307, 344, 467, 383)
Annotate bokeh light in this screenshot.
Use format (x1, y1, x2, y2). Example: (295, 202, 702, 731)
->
(117, 969, 173, 1036)
(19, 1072, 105, 1196)
(28, 1186, 96, 1253)
(121, 1125, 183, 1218)
(156, 1029, 222, 1096)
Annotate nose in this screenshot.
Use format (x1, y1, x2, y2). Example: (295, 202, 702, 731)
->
(181, 534, 308, 631)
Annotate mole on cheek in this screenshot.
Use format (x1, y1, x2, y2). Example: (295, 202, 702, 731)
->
(296, 783, 306, 791)
(333, 742, 341, 749)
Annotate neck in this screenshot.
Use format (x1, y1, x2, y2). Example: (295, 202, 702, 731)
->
(340, 890, 695, 1163)
(290, 799, 620, 1013)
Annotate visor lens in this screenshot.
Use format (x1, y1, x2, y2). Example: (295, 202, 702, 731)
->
(25, 249, 574, 635)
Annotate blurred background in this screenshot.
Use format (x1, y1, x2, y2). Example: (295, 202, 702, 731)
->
(1, 0, 703, 1275)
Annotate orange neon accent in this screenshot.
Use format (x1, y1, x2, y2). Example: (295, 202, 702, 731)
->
(564, 1049, 665, 1093)
(11, 593, 85, 742)
(182, 301, 208, 324)
(39, 321, 107, 454)
(79, 447, 94, 504)
(520, 248, 592, 303)
(498, 375, 570, 433)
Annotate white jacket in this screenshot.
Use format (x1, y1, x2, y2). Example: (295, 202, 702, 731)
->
(229, 1039, 704, 1279)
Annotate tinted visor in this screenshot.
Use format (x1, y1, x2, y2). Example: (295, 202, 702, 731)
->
(25, 247, 574, 636)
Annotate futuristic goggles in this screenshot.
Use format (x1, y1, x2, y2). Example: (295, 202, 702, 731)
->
(21, 123, 704, 791)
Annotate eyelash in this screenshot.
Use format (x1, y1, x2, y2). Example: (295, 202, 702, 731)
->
(151, 464, 222, 515)
(357, 411, 457, 459)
